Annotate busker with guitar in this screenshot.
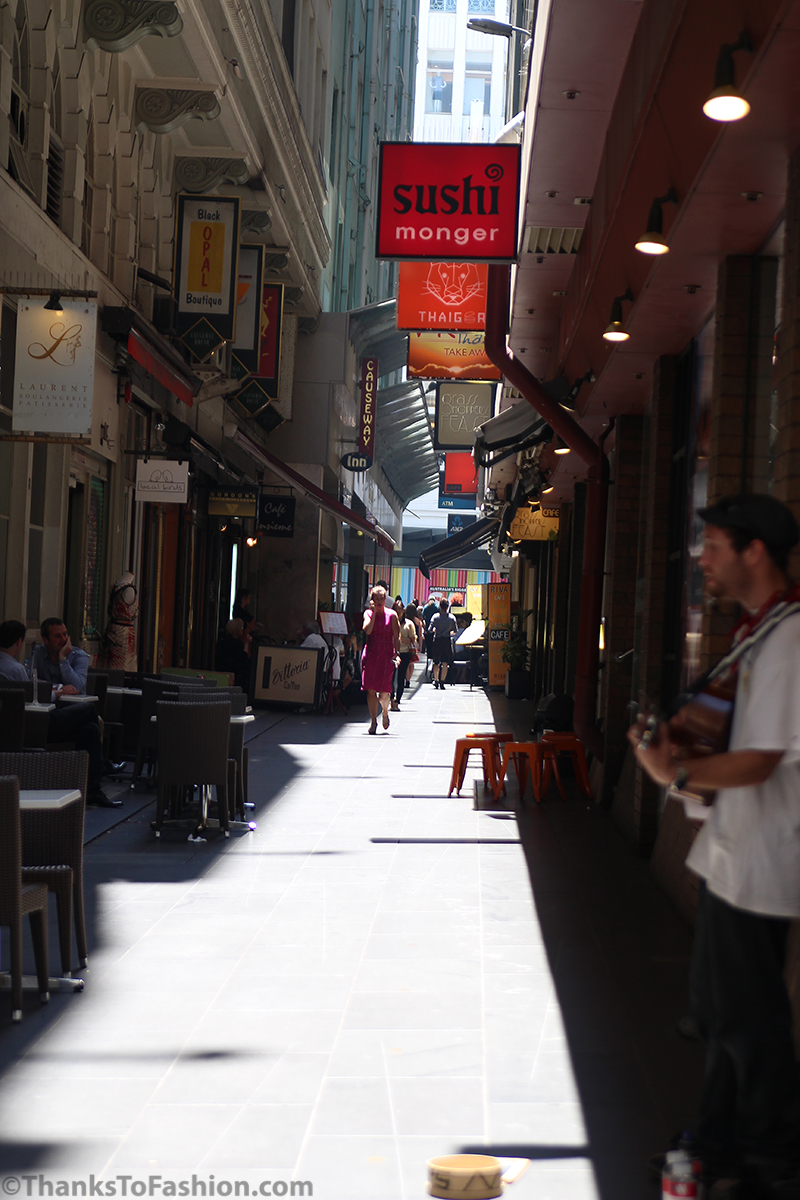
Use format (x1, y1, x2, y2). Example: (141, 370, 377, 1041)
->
(630, 494, 800, 1198)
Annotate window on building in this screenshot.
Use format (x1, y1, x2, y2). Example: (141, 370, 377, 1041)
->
(467, 0, 496, 10)
(8, 0, 35, 197)
(25, 444, 46, 624)
(430, 0, 457, 10)
(81, 109, 95, 259)
(46, 135, 64, 226)
(463, 54, 492, 116)
(425, 58, 454, 113)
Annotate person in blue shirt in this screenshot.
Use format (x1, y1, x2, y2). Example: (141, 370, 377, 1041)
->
(32, 617, 89, 695)
(0, 619, 120, 807)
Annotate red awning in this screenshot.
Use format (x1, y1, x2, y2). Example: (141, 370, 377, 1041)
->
(127, 328, 196, 408)
(233, 430, 395, 553)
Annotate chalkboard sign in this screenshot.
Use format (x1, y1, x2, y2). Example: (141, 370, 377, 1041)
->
(258, 493, 296, 537)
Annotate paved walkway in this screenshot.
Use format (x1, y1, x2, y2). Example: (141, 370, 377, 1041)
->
(0, 673, 703, 1200)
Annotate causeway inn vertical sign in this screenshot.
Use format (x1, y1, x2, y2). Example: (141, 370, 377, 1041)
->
(13, 299, 97, 435)
(376, 143, 521, 262)
(359, 357, 378, 457)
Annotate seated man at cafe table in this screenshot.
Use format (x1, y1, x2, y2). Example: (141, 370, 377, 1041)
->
(214, 618, 252, 691)
(31, 616, 89, 695)
(0, 620, 121, 807)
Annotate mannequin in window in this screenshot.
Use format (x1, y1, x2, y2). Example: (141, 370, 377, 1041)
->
(431, 73, 446, 112)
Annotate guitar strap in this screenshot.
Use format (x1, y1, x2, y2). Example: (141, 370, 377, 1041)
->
(688, 590, 800, 697)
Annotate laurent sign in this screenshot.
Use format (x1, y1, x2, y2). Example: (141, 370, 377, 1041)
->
(13, 299, 97, 435)
(376, 143, 521, 262)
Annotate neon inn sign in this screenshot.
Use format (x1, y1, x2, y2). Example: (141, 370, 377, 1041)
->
(376, 142, 521, 262)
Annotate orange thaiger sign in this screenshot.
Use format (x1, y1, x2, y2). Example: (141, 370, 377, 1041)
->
(407, 331, 501, 380)
(397, 262, 487, 330)
(487, 582, 511, 687)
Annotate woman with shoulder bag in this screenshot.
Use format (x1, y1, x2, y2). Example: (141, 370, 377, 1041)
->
(391, 599, 418, 710)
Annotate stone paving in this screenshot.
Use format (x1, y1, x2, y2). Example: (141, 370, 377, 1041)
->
(0, 672, 703, 1200)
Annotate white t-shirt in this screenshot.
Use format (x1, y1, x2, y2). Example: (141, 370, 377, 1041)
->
(301, 633, 341, 680)
(686, 611, 800, 918)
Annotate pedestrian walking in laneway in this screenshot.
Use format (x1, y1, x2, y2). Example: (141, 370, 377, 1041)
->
(429, 597, 458, 689)
(361, 585, 401, 733)
(391, 599, 418, 710)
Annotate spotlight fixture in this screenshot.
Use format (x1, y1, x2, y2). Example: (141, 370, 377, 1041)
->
(554, 438, 571, 456)
(229, 57, 244, 80)
(702, 31, 753, 122)
(559, 368, 595, 412)
(541, 484, 555, 494)
(603, 288, 633, 342)
(635, 188, 678, 255)
(43, 289, 63, 312)
(246, 536, 258, 548)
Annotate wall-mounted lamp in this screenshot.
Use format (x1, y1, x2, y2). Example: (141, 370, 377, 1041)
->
(603, 289, 633, 342)
(703, 31, 753, 122)
(541, 484, 555, 494)
(466, 16, 529, 36)
(554, 438, 571, 456)
(43, 290, 63, 312)
(634, 188, 678, 255)
(559, 368, 595, 411)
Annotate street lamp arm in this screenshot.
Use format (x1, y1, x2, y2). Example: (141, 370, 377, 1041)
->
(466, 17, 530, 37)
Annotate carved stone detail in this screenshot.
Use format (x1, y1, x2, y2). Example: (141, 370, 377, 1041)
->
(174, 157, 249, 192)
(298, 317, 318, 337)
(84, 1, 183, 52)
(264, 252, 289, 275)
(284, 287, 304, 307)
(241, 209, 272, 236)
(134, 88, 220, 135)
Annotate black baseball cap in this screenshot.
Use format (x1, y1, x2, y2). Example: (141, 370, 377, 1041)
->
(698, 493, 800, 552)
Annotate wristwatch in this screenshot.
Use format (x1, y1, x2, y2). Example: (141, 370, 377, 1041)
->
(672, 765, 690, 792)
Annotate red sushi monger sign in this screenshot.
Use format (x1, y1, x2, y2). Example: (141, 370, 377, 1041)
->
(376, 143, 521, 262)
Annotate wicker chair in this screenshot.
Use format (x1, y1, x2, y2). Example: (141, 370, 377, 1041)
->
(0, 687, 27, 752)
(169, 689, 249, 818)
(161, 672, 218, 687)
(0, 750, 89, 975)
(153, 701, 234, 837)
(0, 776, 50, 1021)
(86, 672, 125, 763)
(131, 678, 180, 787)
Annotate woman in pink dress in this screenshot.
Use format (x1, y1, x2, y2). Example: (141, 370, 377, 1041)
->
(362, 585, 401, 734)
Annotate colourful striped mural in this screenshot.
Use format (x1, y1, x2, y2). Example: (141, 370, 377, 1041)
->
(379, 567, 502, 606)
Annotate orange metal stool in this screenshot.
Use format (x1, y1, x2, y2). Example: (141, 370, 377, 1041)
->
(449, 738, 499, 796)
(466, 732, 512, 791)
(493, 741, 565, 804)
(541, 732, 593, 798)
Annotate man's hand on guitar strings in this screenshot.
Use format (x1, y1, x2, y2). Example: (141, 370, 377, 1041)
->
(629, 719, 681, 786)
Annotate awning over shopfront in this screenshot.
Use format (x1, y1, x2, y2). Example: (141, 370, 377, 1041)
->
(473, 400, 552, 469)
(348, 300, 409, 378)
(418, 516, 499, 578)
(232, 429, 395, 553)
(374, 380, 439, 505)
(102, 307, 201, 407)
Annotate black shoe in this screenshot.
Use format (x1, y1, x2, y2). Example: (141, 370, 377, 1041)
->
(88, 790, 123, 808)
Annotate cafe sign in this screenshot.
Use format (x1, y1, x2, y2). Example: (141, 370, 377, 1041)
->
(253, 644, 322, 708)
(258, 492, 296, 537)
(509, 505, 560, 542)
(135, 459, 189, 503)
(376, 142, 521, 262)
(13, 299, 97, 435)
(434, 382, 494, 450)
(208, 487, 258, 517)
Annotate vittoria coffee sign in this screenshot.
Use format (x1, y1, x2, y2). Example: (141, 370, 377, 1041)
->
(376, 143, 521, 262)
(359, 357, 378, 456)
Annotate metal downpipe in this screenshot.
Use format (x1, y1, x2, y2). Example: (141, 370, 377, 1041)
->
(485, 264, 608, 761)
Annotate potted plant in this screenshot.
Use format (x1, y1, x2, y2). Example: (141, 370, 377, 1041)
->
(499, 610, 532, 699)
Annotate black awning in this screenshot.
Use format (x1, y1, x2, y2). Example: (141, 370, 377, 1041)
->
(473, 400, 551, 468)
(418, 517, 499, 579)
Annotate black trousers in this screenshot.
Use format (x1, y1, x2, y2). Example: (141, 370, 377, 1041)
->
(48, 704, 103, 790)
(393, 652, 413, 702)
(691, 882, 800, 1165)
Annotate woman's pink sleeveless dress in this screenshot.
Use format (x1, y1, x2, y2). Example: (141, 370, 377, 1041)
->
(361, 608, 395, 692)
